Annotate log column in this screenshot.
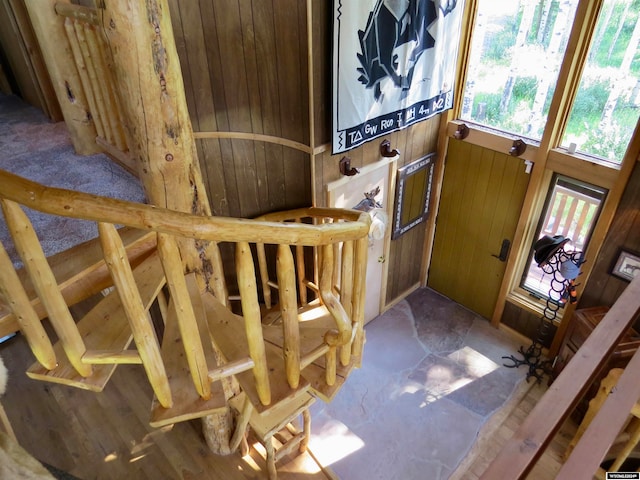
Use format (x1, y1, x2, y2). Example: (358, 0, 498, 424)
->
(99, 0, 233, 454)
(24, 0, 100, 155)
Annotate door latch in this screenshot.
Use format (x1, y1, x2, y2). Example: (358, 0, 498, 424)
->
(492, 238, 511, 262)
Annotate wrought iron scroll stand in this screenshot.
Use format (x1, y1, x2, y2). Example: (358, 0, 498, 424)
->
(503, 240, 584, 383)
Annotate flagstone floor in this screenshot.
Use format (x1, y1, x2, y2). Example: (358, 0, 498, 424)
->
(309, 287, 526, 480)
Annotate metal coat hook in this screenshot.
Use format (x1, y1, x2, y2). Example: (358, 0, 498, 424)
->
(380, 139, 400, 157)
(339, 157, 359, 176)
(509, 139, 527, 157)
(453, 123, 469, 140)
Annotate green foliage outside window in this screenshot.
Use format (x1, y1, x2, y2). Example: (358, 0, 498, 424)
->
(461, 0, 640, 164)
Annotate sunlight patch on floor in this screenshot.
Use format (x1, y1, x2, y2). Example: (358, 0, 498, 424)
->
(448, 346, 500, 377)
(307, 418, 365, 466)
(420, 346, 500, 406)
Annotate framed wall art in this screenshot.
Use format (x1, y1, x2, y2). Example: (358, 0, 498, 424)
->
(610, 248, 640, 282)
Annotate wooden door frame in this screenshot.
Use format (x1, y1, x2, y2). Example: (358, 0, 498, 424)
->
(326, 157, 397, 322)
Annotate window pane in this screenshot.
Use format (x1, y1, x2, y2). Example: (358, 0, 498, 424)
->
(461, 0, 579, 139)
(561, 0, 640, 164)
(521, 175, 607, 299)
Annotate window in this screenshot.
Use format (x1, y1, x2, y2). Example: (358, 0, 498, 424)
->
(461, 0, 580, 140)
(561, 0, 640, 164)
(521, 175, 607, 299)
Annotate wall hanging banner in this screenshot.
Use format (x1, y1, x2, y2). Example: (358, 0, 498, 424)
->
(332, 0, 465, 154)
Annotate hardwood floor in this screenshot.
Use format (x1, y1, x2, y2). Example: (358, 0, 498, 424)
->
(0, 332, 330, 480)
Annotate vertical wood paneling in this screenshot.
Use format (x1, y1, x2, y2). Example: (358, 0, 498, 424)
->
(312, 0, 330, 146)
(238, 0, 269, 212)
(168, 1, 438, 304)
(168, 1, 229, 216)
(501, 301, 557, 347)
(169, 0, 312, 219)
(274, 0, 309, 208)
(580, 162, 640, 310)
(202, 1, 239, 216)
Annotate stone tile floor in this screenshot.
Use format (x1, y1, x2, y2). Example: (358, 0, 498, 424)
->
(308, 287, 525, 480)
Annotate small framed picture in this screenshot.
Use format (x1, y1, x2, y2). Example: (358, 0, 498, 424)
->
(610, 248, 640, 282)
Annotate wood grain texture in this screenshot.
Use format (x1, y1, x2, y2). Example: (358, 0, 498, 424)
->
(23, 0, 98, 154)
(1, 331, 330, 479)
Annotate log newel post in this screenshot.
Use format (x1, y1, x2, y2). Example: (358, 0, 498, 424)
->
(99, 0, 232, 454)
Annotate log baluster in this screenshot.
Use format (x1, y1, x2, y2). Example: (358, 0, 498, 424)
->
(325, 346, 337, 387)
(0, 241, 57, 370)
(339, 240, 355, 366)
(256, 243, 272, 309)
(94, 26, 128, 150)
(203, 241, 229, 307)
(84, 24, 127, 151)
(295, 244, 307, 306)
(276, 244, 300, 389)
(236, 242, 271, 406)
(351, 236, 368, 366)
(64, 17, 104, 139)
(98, 222, 172, 408)
(158, 233, 211, 400)
(1, 199, 92, 377)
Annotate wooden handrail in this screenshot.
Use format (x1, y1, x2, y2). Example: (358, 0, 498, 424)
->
(1, 168, 371, 413)
(558, 340, 640, 478)
(480, 275, 640, 479)
(0, 170, 370, 246)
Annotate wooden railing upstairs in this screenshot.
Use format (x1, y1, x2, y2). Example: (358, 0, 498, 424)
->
(480, 275, 640, 479)
(25, 1, 134, 171)
(0, 168, 370, 425)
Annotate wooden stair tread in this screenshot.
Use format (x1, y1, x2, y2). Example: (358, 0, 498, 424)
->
(229, 391, 316, 439)
(301, 361, 354, 403)
(26, 250, 165, 392)
(0, 227, 155, 338)
(199, 288, 310, 414)
(149, 279, 227, 428)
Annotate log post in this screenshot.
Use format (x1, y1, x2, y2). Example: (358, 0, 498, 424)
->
(99, 0, 232, 454)
(24, 0, 100, 155)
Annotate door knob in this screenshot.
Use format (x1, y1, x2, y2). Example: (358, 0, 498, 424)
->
(492, 239, 511, 262)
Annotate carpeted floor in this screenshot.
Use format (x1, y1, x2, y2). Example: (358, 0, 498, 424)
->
(0, 92, 145, 268)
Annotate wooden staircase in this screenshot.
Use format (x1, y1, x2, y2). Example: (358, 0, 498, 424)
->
(0, 168, 371, 436)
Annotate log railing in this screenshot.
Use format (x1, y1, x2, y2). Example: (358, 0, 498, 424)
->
(25, 1, 134, 171)
(255, 210, 368, 389)
(58, 4, 129, 155)
(480, 275, 640, 479)
(0, 169, 370, 417)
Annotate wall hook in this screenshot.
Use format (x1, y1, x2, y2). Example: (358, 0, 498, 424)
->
(509, 139, 527, 157)
(339, 157, 359, 176)
(453, 123, 469, 140)
(380, 139, 400, 157)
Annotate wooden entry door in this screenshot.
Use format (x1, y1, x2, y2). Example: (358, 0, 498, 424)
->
(428, 139, 530, 319)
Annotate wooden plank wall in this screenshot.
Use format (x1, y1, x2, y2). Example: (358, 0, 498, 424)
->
(167, 0, 442, 305)
(168, 0, 311, 220)
(579, 161, 640, 315)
